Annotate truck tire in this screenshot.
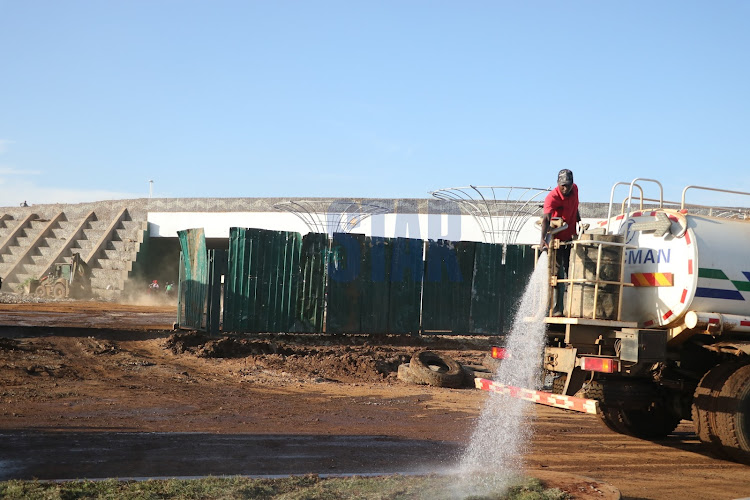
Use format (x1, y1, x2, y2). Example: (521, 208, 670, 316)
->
(616, 405, 682, 439)
(599, 407, 631, 435)
(714, 363, 750, 464)
(53, 283, 66, 298)
(691, 361, 741, 458)
(587, 380, 680, 438)
(35, 286, 47, 297)
(586, 382, 631, 434)
(552, 374, 567, 394)
(408, 350, 464, 388)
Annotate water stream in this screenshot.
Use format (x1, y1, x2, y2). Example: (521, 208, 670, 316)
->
(453, 252, 550, 498)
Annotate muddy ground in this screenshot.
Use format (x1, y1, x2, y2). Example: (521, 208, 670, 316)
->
(0, 297, 749, 499)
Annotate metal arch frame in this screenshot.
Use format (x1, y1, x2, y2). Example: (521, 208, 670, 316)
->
(430, 185, 550, 245)
(274, 200, 391, 235)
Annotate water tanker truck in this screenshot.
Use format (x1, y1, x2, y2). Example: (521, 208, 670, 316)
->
(481, 178, 750, 463)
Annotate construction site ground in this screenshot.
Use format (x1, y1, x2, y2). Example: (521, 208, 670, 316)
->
(0, 298, 749, 500)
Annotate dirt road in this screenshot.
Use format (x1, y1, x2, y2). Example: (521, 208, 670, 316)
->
(0, 298, 748, 499)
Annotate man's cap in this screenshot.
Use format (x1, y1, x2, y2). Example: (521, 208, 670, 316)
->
(557, 169, 573, 186)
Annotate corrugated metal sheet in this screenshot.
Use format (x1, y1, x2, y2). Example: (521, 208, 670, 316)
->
(360, 236, 391, 333)
(327, 232, 365, 333)
(326, 234, 424, 334)
(500, 244, 537, 331)
(422, 239, 476, 333)
(296, 232, 328, 332)
(388, 237, 423, 334)
(177, 228, 208, 330)
(223, 227, 302, 333)
(469, 242, 505, 334)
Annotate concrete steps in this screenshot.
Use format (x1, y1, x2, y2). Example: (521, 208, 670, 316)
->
(0, 204, 148, 298)
(9, 218, 79, 289)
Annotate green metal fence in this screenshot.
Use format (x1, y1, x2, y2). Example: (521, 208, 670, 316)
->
(471, 243, 537, 333)
(422, 239, 475, 333)
(297, 232, 329, 332)
(178, 227, 536, 335)
(177, 228, 208, 330)
(326, 234, 423, 334)
(223, 227, 302, 333)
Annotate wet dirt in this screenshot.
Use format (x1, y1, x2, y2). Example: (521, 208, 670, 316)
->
(0, 299, 749, 499)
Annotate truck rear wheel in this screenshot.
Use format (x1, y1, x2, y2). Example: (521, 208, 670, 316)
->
(552, 374, 567, 395)
(600, 407, 635, 435)
(53, 283, 66, 298)
(585, 382, 630, 434)
(691, 361, 741, 458)
(714, 363, 750, 464)
(588, 380, 680, 439)
(611, 405, 682, 439)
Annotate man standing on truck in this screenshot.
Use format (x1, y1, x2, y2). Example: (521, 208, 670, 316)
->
(540, 169, 581, 316)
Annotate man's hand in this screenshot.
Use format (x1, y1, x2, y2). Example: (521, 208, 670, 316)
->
(540, 237, 549, 252)
(540, 213, 551, 252)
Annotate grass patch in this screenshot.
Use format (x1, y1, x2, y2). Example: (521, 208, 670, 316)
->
(0, 474, 569, 500)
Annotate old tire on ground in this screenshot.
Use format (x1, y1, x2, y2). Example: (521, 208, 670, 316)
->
(691, 361, 742, 458)
(714, 363, 750, 464)
(53, 283, 66, 298)
(409, 350, 464, 388)
(397, 363, 421, 385)
(35, 286, 47, 297)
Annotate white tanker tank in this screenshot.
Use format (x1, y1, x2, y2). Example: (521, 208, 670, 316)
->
(606, 208, 750, 336)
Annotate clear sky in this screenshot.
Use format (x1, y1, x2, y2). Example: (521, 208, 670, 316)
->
(2, 1, 749, 206)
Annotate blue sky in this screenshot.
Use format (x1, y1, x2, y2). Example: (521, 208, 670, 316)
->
(2, 1, 749, 206)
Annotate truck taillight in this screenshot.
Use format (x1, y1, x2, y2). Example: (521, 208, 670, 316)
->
(491, 346, 507, 359)
(579, 356, 619, 373)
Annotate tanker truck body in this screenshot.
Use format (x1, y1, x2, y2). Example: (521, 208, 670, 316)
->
(485, 178, 750, 463)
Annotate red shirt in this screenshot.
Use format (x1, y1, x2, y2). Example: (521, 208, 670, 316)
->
(543, 183, 579, 241)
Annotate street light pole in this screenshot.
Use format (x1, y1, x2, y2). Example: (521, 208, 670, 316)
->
(149, 180, 153, 199)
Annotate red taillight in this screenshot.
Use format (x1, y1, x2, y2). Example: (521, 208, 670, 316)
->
(579, 356, 619, 373)
(491, 346, 508, 359)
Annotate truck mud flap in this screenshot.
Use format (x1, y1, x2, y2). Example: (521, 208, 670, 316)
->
(475, 377, 600, 415)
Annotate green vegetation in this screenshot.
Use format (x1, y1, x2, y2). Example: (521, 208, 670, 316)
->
(0, 474, 569, 500)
